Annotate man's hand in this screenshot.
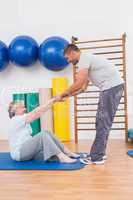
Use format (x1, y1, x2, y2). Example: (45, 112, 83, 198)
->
(53, 69, 89, 102)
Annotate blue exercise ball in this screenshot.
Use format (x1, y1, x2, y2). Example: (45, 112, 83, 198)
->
(9, 36, 38, 67)
(39, 36, 69, 71)
(0, 41, 9, 71)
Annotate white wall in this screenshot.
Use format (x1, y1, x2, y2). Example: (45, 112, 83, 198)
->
(0, 0, 133, 140)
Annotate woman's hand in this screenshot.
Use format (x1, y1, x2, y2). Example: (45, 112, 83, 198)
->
(54, 95, 67, 102)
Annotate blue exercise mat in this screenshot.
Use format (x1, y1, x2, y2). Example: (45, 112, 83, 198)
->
(127, 150, 133, 157)
(0, 152, 85, 171)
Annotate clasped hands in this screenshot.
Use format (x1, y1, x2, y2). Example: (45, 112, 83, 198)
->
(48, 94, 68, 105)
(54, 94, 67, 102)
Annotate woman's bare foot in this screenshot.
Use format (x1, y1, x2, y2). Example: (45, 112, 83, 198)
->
(57, 152, 77, 163)
(63, 148, 80, 158)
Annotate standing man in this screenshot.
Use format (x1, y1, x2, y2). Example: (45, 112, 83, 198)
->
(55, 44, 124, 165)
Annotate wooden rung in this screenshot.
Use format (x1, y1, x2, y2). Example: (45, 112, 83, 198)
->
(77, 128, 125, 131)
(79, 90, 100, 94)
(77, 96, 98, 99)
(73, 35, 127, 143)
(111, 121, 125, 123)
(77, 116, 96, 118)
(77, 96, 124, 99)
(77, 103, 98, 106)
(77, 102, 124, 106)
(78, 122, 95, 124)
(94, 51, 123, 55)
(77, 109, 97, 112)
(76, 90, 100, 93)
(80, 44, 123, 50)
(78, 121, 125, 124)
(108, 57, 124, 60)
(115, 63, 124, 66)
(77, 114, 125, 118)
(78, 128, 96, 131)
(77, 108, 125, 112)
(75, 38, 122, 44)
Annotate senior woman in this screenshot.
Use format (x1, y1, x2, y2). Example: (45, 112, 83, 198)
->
(7, 98, 79, 163)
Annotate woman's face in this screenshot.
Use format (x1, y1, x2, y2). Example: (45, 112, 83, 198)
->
(13, 102, 26, 115)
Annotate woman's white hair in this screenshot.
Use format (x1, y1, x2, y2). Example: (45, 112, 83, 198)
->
(8, 102, 16, 118)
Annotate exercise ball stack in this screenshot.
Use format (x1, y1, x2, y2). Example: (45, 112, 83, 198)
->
(0, 41, 9, 71)
(0, 35, 70, 71)
(39, 36, 69, 71)
(9, 36, 38, 67)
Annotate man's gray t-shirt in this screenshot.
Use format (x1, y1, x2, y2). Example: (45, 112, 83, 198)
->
(78, 53, 124, 91)
(8, 115, 32, 161)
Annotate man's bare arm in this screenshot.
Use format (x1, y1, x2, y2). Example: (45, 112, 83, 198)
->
(56, 68, 89, 100)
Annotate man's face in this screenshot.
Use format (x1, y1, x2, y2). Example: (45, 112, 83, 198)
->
(64, 51, 79, 65)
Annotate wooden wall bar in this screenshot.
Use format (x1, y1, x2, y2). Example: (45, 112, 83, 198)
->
(72, 34, 128, 143)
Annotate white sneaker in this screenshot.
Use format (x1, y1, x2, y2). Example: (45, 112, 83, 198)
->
(91, 159, 105, 165)
(80, 158, 105, 165)
(87, 155, 107, 160)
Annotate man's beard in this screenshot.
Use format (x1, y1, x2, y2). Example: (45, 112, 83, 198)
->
(72, 59, 79, 65)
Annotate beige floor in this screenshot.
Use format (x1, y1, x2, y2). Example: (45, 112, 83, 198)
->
(0, 139, 133, 200)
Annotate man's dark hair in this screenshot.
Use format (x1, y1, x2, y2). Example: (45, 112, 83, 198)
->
(64, 44, 80, 55)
